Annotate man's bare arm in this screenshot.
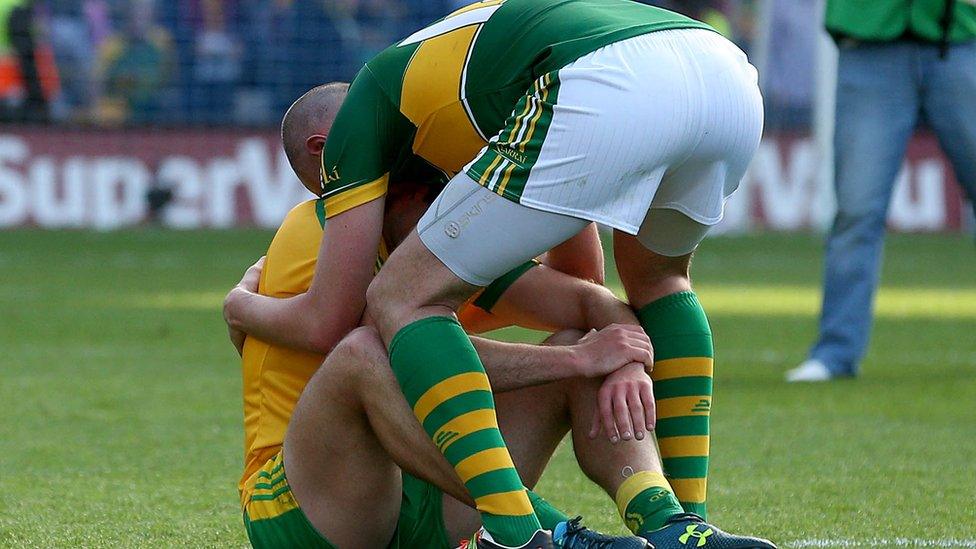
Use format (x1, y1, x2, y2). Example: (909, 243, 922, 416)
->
(470, 324, 652, 392)
(487, 263, 641, 333)
(223, 198, 385, 354)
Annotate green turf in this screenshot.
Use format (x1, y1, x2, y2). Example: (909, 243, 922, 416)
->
(1, 230, 974, 547)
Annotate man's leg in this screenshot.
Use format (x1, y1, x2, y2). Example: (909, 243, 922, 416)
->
(441, 330, 682, 544)
(284, 327, 462, 549)
(367, 178, 591, 547)
(612, 229, 778, 547)
(289, 327, 643, 548)
(805, 43, 920, 376)
(920, 41, 976, 216)
(613, 232, 710, 518)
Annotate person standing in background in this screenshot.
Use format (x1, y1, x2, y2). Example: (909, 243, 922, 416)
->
(0, 0, 49, 121)
(787, 0, 976, 382)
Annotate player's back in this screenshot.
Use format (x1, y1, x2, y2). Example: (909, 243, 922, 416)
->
(360, 0, 710, 178)
(239, 199, 327, 496)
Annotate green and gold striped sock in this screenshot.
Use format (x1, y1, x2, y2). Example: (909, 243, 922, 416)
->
(638, 292, 713, 519)
(390, 316, 541, 547)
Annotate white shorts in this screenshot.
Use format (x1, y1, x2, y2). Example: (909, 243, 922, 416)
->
(418, 175, 716, 285)
(465, 28, 763, 234)
(422, 28, 764, 286)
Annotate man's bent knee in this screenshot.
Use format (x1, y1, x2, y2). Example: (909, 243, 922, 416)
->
(309, 327, 388, 397)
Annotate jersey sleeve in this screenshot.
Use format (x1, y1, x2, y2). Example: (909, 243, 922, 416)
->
(319, 67, 410, 218)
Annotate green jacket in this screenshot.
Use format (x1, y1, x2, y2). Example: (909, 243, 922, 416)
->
(826, 0, 976, 43)
(0, 0, 27, 52)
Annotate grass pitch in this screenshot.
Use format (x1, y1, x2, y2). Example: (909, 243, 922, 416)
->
(1, 230, 974, 548)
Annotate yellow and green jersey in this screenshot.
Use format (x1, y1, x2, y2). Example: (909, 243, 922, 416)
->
(318, 0, 712, 218)
(239, 200, 535, 499)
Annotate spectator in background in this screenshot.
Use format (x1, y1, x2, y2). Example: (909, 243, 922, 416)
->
(0, 0, 50, 121)
(351, 0, 407, 62)
(95, 0, 173, 124)
(189, 0, 243, 124)
(762, 0, 816, 131)
(236, 0, 350, 122)
(46, 0, 107, 120)
(787, 0, 976, 382)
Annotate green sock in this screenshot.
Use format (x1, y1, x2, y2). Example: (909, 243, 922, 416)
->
(390, 316, 541, 546)
(615, 471, 685, 535)
(527, 490, 569, 530)
(637, 292, 713, 519)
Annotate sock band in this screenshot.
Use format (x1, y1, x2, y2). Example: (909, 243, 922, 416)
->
(615, 471, 684, 535)
(615, 471, 672, 517)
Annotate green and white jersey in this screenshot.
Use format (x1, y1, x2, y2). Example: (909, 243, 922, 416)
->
(318, 0, 712, 218)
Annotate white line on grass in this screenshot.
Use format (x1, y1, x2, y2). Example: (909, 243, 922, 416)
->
(787, 539, 976, 548)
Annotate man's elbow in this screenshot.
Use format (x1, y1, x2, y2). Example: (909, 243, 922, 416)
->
(305, 313, 359, 355)
(305, 323, 346, 355)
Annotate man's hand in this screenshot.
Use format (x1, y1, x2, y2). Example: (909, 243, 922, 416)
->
(571, 324, 653, 378)
(589, 361, 656, 444)
(224, 256, 265, 356)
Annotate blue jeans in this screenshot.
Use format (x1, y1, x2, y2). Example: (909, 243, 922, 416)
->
(810, 40, 976, 375)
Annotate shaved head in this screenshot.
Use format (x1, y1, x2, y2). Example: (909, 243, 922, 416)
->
(281, 82, 349, 194)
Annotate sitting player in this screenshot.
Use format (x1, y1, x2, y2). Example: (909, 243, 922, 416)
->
(228, 85, 654, 549)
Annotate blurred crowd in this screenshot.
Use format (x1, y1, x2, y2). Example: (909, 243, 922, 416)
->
(0, 0, 813, 128)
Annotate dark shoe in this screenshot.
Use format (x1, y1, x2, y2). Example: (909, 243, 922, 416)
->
(553, 517, 650, 548)
(641, 513, 776, 549)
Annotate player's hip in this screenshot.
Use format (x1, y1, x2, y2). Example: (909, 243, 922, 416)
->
(552, 27, 763, 160)
(241, 450, 450, 549)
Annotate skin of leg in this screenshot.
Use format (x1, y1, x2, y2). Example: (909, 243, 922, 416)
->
(612, 230, 692, 311)
(287, 325, 595, 544)
(567, 375, 667, 497)
(284, 327, 473, 549)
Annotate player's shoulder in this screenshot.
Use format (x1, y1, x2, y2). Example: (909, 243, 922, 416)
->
(265, 199, 325, 266)
(279, 199, 326, 232)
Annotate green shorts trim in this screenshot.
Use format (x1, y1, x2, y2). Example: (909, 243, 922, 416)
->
(244, 506, 336, 549)
(242, 454, 450, 549)
(467, 71, 562, 203)
(393, 472, 452, 549)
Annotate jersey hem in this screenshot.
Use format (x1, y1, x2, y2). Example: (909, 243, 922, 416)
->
(323, 175, 389, 219)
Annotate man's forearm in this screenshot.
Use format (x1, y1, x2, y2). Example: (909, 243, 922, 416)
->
(224, 287, 355, 355)
(470, 336, 581, 392)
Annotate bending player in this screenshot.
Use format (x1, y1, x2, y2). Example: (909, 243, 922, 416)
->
(227, 85, 658, 548)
